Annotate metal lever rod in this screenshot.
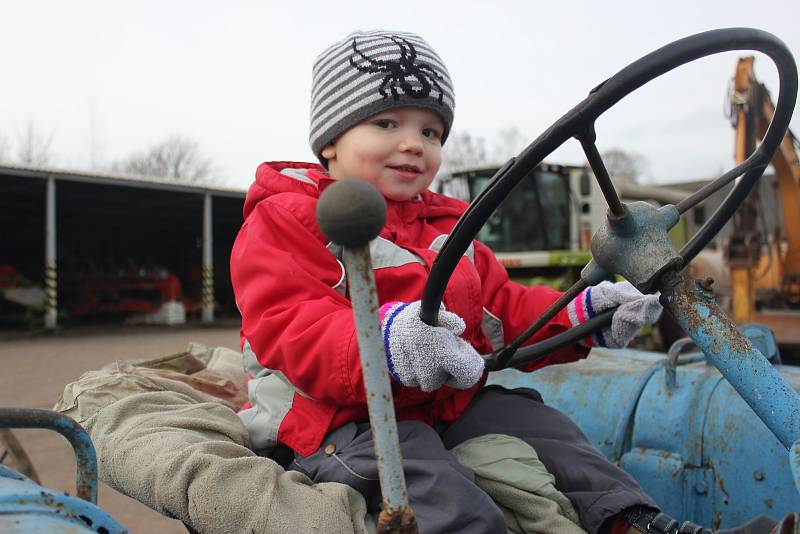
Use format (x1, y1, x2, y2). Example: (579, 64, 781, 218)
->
(317, 180, 418, 533)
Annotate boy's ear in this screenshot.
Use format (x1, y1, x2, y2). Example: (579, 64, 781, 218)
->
(321, 144, 336, 161)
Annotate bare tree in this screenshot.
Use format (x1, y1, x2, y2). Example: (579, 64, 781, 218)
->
(114, 135, 215, 184)
(441, 131, 489, 175)
(491, 126, 528, 163)
(0, 132, 9, 163)
(16, 121, 54, 165)
(87, 100, 104, 170)
(600, 148, 649, 184)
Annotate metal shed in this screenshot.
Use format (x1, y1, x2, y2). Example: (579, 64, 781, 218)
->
(0, 164, 245, 329)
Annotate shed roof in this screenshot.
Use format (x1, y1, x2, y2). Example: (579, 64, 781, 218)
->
(0, 163, 246, 198)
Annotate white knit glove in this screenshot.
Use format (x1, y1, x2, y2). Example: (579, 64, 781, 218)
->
(379, 301, 485, 392)
(567, 281, 662, 348)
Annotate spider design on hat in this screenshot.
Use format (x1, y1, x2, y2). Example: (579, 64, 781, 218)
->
(350, 36, 445, 104)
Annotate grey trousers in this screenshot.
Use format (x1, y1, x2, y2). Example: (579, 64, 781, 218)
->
(291, 386, 656, 534)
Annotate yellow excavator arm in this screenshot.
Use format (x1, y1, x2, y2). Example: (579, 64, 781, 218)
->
(728, 56, 800, 323)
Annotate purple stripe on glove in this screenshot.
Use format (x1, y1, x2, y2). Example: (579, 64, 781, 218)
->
(381, 301, 409, 382)
(378, 300, 485, 392)
(568, 281, 662, 349)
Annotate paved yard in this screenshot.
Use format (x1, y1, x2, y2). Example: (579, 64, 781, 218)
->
(0, 325, 241, 533)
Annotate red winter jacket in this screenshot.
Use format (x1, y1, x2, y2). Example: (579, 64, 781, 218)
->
(230, 161, 588, 456)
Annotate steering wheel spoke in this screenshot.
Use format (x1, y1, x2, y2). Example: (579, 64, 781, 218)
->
(576, 124, 626, 217)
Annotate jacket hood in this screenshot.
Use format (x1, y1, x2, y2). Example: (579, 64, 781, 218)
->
(243, 161, 467, 223)
(243, 162, 330, 219)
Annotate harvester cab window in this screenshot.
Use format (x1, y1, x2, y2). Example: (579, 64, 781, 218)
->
(470, 168, 571, 253)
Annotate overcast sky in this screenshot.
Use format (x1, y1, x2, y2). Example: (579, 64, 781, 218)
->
(1, 0, 798, 189)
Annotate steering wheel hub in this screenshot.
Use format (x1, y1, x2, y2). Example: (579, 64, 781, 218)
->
(586, 201, 683, 293)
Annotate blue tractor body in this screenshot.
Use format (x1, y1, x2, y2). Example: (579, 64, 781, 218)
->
(489, 340, 799, 529)
(0, 408, 128, 533)
(0, 464, 127, 533)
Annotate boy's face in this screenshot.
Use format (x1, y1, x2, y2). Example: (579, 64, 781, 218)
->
(321, 107, 444, 201)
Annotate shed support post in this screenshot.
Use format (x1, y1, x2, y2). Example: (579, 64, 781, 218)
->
(45, 176, 57, 330)
(202, 193, 214, 323)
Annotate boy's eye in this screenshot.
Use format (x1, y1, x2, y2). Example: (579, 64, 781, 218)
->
(374, 119, 396, 129)
(422, 127, 441, 139)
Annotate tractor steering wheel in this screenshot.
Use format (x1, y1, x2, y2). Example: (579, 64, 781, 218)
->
(419, 28, 797, 372)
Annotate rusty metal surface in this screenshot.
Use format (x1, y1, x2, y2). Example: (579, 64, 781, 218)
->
(660, 275, 800, 449)
(664, 337, 704, 391)
(589, 201, 683, 292)
(489, 349, 663, 461)
(0, 407, 98, 503)
(0, 464, 128, 533)
(376, 504, 419, 534)
(342, 246, 412, 514)
(490, 346, 800, 527)
(703, 372, 800, 526)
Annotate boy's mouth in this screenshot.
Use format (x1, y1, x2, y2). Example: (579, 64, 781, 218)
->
(388, 164, 422, 174)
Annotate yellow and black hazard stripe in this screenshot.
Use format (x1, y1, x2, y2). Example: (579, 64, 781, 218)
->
(45, 261, 57, 314)
(202, 264, 214, 310)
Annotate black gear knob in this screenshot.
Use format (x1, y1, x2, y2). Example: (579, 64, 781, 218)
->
(317, 180, 387, 247)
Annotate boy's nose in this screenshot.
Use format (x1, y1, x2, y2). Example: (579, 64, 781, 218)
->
(398, 133, 424, 154)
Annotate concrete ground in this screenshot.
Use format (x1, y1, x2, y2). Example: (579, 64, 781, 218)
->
(0, 324, 241, 533)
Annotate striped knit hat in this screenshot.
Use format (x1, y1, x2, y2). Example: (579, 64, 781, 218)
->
(310, 30, 455, 162)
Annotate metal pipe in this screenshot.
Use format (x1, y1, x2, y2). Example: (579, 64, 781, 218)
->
(202, 193, 214, 323)
(44, 176, 57, 330)
(664, 337, 703, 391)
(317, 181, 417, 532)
(343, 246, 416, 531)
(660, 275, 800, 449)
(0, 407, 98, 503)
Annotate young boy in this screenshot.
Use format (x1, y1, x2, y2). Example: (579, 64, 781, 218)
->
(231, 30, 771, 534)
